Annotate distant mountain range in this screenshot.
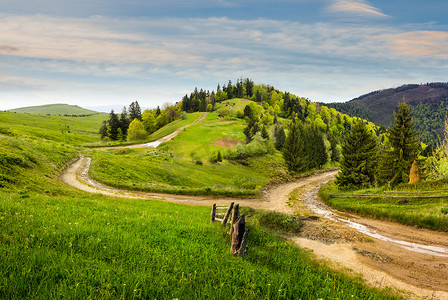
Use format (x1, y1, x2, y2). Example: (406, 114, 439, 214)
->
(325, 83, 448, 146)
(8, 104, 100, 116)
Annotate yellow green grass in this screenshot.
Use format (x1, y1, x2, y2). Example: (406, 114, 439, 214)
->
(0, 111, 107, 145)
(167, 112, 245, 161)
(320, 180, 448, 231)
(8, 103, 98, 116)
(0, 109, 400, 299)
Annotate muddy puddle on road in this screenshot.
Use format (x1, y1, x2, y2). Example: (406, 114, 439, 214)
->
(302, 181, 448, 258)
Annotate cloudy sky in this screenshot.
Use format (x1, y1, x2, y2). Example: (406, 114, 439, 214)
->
(1, 0, 447, 111)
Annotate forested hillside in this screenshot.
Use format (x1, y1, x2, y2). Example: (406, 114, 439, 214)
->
(325, 83, 448, 145)
(177, 78, 380, 176)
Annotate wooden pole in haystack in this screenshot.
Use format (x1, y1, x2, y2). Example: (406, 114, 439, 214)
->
(409, 160, 421, 184)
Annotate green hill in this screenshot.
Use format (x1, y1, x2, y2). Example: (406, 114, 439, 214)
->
(9, 103, 99, 116)
(325, 83, 448, 145)
(0, 97, 397, 299)
(0, 110, 107, 145)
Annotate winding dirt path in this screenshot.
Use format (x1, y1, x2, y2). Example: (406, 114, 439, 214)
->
(61, 160, 448, 298)
(61, 111, 448, 298)
(97, 112, 208, 150)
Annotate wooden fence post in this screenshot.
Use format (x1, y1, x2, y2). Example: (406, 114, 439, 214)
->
(210, 203, 216, 223)
(221, 202, 234, 227)
(231, 215, 248, 256)
(229, 204, 239, 237)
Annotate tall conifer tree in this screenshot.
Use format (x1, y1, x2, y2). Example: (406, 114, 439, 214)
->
(282, 121, 303, 172)
(336, 120, 377, 189)
(377, 99, 420, 185)
(107, 110, 120, 140)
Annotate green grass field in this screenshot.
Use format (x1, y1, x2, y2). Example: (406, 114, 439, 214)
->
(167, 112, 245, 161)
(88, 147, 286, 196)
(8, 103, 98, 116)
(0, 111, 107, 145)
(319, 180, 448, 232)
(0, 108, 401, 299)
(87, 111, 290, 196)
(0, 191, 398, 299)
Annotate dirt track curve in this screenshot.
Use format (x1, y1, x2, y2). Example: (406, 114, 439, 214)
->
(61, 112, 448, 299)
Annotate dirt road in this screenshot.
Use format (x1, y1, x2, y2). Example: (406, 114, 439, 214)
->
(61, 160, 448, 298)
(61, 112, 448, 298)
(97, 112, 208, 150)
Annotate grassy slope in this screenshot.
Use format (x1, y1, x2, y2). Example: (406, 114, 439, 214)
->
(8, 103, 98, 116)
(0, 191, 397, 299)
(88, 110, 288, 196)
(168, 112, 245, 160)
(320, 180, 448, 232)
(148, 111, 204, 141)
(0, 111, 107, 145)
(0, 109, 399, 299)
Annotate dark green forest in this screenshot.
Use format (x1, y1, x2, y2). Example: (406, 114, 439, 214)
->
(325, 83, 448, 146)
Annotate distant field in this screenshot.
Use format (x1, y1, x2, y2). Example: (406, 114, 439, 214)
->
(0, 111, 107, 145)
(8, 103, 98, 116)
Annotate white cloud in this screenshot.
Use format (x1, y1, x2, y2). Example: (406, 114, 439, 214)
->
(326, 0, 388, 18)
(0, 13, 447, 109)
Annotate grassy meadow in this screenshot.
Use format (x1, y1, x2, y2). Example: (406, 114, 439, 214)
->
(8, 104, 98, 116)
(167, 112, 246, 161)
(0, 111, 107, 145)
(319, 180, 448, 232)
(0, 191, 398, 299)
(87, 109, 289, 196)
(0, 107, 401, 299)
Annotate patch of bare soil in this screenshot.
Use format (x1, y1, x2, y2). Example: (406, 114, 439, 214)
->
(212, 136, 244, 148)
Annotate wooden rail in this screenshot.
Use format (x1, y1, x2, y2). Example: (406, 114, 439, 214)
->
(210, 202, 248, 256)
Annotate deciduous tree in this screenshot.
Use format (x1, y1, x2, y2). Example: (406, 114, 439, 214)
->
(127, 119, 147, 141)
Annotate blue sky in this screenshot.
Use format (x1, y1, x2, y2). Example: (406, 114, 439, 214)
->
(1, 0, 447, 111)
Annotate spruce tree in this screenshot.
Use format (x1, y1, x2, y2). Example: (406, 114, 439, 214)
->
(377, 99, 420, 185)
(99, 120, 108, 139)
(283, 123, 327, 173)
(129, 101, 142, 120)
(336, 120, 377, 189)
(274, 126, 286, 150)
(261, 126, 269, 140)
(107, 110, 120, 140)
(119, 106, 130, 136)
(282, 121, 303, 172)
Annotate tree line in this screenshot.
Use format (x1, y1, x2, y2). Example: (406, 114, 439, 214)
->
(336, 99, 422, 189)
(99, 101, 183, 141)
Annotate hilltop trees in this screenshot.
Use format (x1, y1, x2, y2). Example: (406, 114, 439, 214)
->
(377, 99, 420, 185)
(128, 101, 142, 120)
(100, 101, 181, 141)
(336, 120, 377, 189)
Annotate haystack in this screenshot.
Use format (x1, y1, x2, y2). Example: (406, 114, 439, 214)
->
(409, 160, 421, 184)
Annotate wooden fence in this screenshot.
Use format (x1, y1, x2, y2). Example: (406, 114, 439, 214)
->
(210, 202, 248, 257)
